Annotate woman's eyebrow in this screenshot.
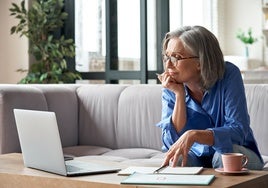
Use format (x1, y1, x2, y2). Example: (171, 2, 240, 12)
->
(165, 51, 182, 55)
(169, 52, 183, 57)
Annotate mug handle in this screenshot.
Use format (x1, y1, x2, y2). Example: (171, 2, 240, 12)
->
(242, 155, 248, 168)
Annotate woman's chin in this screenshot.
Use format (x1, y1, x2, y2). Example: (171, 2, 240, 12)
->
(170, 78, 182, 84)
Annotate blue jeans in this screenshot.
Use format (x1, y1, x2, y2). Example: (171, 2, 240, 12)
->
(175, 145, 264, 170)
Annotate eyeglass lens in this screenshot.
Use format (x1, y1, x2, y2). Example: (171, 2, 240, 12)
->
(163, 55, 179, 65)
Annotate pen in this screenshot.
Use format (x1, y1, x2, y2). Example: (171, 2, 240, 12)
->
(153, 165, 167, 174)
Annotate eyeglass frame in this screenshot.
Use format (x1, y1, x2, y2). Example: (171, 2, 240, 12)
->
(162, 54, 199, 66)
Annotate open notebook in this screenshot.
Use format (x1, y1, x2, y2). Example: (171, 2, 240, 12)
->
(118, 166, 203, 176)
(14, 109, 120, 176)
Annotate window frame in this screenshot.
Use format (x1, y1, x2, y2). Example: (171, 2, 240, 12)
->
(64, 0, 169, 84)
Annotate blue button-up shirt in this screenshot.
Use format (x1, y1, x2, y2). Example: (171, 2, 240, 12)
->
(156, 62, 263, 161)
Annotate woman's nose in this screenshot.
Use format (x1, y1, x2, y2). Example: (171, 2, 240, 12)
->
(165, 60, 174, 69)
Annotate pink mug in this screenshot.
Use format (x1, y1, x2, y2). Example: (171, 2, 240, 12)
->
(221, 153, 248, 172)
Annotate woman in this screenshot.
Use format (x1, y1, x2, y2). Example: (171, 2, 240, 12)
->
(156, 25, 264, 170)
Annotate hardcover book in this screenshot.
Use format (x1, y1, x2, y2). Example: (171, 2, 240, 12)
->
(121, 172, 215, 186)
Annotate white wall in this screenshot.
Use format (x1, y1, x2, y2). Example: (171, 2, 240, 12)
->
(222, 0, 264, 66)
(0, 0, 28, 84)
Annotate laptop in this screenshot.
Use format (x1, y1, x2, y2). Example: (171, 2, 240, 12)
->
(13, 109, 120, 176)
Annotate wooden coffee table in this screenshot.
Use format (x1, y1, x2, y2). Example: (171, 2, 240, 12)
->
(0, 153, 268, 188)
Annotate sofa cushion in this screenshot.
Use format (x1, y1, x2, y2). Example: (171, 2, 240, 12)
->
(77, 85, 127, 149)
(75, 155, 128, 163)
(75, 149, 164, 167)
(102, 148, 163, 159)
(120, 158, 163, 166)
(35, 85, 79, 147)
(245, 84, 268, 157)
(117, 85, 163, 150)
(63, 145, 112, 157)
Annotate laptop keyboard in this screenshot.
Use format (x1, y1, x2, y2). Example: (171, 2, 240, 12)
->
(66, 164, 83, 172)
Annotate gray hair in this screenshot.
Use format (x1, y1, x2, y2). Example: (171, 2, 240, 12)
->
(162, 25, 225, 90)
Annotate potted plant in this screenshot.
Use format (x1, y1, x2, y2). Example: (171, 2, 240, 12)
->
(236, 27, 258, 58)
(9, 0, 81, 83)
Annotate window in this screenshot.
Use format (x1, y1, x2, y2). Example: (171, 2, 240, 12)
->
(118, 0, 140, 71)
(64, 0, 214, 84)
(75, 0, 106, 73)
(169, 0, 213, 31)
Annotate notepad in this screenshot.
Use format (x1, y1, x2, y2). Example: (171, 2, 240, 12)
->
(118, 166, 203, 176)
(121, 172, 215, 185)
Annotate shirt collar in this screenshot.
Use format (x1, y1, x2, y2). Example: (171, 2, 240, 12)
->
(184, 85, 210, 102)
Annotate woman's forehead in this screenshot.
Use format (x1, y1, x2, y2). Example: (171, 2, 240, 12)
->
(166, 38, 188, 54)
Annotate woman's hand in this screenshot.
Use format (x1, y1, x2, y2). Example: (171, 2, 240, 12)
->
(157, 72, 184, 95)
(161, 130, 214, 167)
(162, 130, 195, 167)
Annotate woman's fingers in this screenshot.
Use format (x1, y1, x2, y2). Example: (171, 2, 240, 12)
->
(181, 154, 188, 167)
(161, 156, 170, 167)
(162, 149, 173, 166)
(156, 72, 174, 84)
(164, 139, 192, 167)
(156, 73, 163, 82)
(170, 147, 184, 167)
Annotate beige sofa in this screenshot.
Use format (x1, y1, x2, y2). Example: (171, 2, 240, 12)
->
(0, 84, 267, 168)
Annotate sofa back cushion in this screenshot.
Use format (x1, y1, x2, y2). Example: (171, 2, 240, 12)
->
(245, 84, 268, 156)
(77, 84, 163, 150)
(34, 85, 79, 147)
(117, 85, 162, 150)
(77, 85, 127, 149)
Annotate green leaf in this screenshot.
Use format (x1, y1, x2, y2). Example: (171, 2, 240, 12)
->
(40, 73, 48, 81)
(9, 8, 17, 13)
(236, 28, 258, 45)
(48, 35, 53, 42)
(11, 3, 21, 13)
(21, 0, 25, 10)
(10, 26, 16, 34)
(11, 0, 78, 84)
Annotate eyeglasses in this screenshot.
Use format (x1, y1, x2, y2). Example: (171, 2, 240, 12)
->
(162, 54, 199, 66)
